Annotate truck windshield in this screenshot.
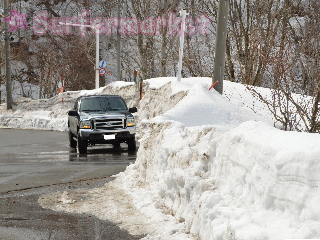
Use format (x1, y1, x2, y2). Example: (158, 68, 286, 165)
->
(80, 97, 127, 112)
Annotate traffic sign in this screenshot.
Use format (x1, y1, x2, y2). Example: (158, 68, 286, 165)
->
(99, 60, 106, 68)
(99, 68, 106, 76)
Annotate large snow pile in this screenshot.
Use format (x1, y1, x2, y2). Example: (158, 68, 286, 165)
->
(2, 77, 320, 239)
(125, 120, 320, 239)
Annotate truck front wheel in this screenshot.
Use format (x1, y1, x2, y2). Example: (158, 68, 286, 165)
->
(69, 130, 77, 148)
(77, 133, 88, 154)
(127, 137, 136, 151)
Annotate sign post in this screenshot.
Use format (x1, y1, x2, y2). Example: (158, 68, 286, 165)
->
(177, 9, 188, 82)
(95, 32, 100, 89)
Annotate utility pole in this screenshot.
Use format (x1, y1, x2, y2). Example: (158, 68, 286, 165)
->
(116, 0, 121, 81)
(177, 9, 188, 82)
(95, 28, 100, 89)
(213, 0, 229, 94)
(4, 0, 12, 109)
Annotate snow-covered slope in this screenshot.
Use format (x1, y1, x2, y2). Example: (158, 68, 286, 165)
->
(2, 77, 320, 240)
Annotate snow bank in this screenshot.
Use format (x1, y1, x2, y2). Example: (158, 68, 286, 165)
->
(0, 96, 73, 131)
(127, 119, 320, 239)
(4, 77, 320, 239)
(210, 121, 320, 239)
(112, 82, 320, 239)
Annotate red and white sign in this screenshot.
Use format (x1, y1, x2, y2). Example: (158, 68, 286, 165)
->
(99, 68, 106, 76)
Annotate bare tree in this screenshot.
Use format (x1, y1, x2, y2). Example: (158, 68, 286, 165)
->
(246, 0, 320, 132)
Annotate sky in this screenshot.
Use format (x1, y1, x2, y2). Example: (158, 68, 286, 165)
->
(1, 77, 320, 240)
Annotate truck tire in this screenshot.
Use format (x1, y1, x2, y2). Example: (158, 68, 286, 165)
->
(68, 130, 77, 148)
(77, 133, 88, 154)
(127, 137, 136, 151)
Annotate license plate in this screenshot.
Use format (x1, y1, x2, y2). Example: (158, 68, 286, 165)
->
(104, 135, 115, 140)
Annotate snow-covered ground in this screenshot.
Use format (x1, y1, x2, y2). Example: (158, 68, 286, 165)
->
(0, 81, 40, 102)
(1, 77, 320, 240)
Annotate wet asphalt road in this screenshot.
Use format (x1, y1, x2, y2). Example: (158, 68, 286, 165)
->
(0, 128, 144, 240)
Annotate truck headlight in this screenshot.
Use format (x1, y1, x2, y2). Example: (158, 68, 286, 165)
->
(127, 118, 135, 127)
(80, 120, 91, 129)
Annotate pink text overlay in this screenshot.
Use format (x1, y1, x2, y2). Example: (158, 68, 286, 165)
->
(31, 10, 211, 36)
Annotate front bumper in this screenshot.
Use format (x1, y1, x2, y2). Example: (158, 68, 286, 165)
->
(79, 127, 136, 141)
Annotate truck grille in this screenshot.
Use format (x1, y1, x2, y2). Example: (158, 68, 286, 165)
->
(93, 118, 125, 130)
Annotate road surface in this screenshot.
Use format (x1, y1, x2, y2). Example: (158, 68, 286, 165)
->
(0, 128, 144, 239)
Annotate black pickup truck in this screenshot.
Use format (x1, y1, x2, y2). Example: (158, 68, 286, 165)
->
(68, 95, 137, 154)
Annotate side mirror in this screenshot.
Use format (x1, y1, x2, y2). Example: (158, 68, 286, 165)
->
(129, 107, 137, 113)
(68, 110, 78, 116)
